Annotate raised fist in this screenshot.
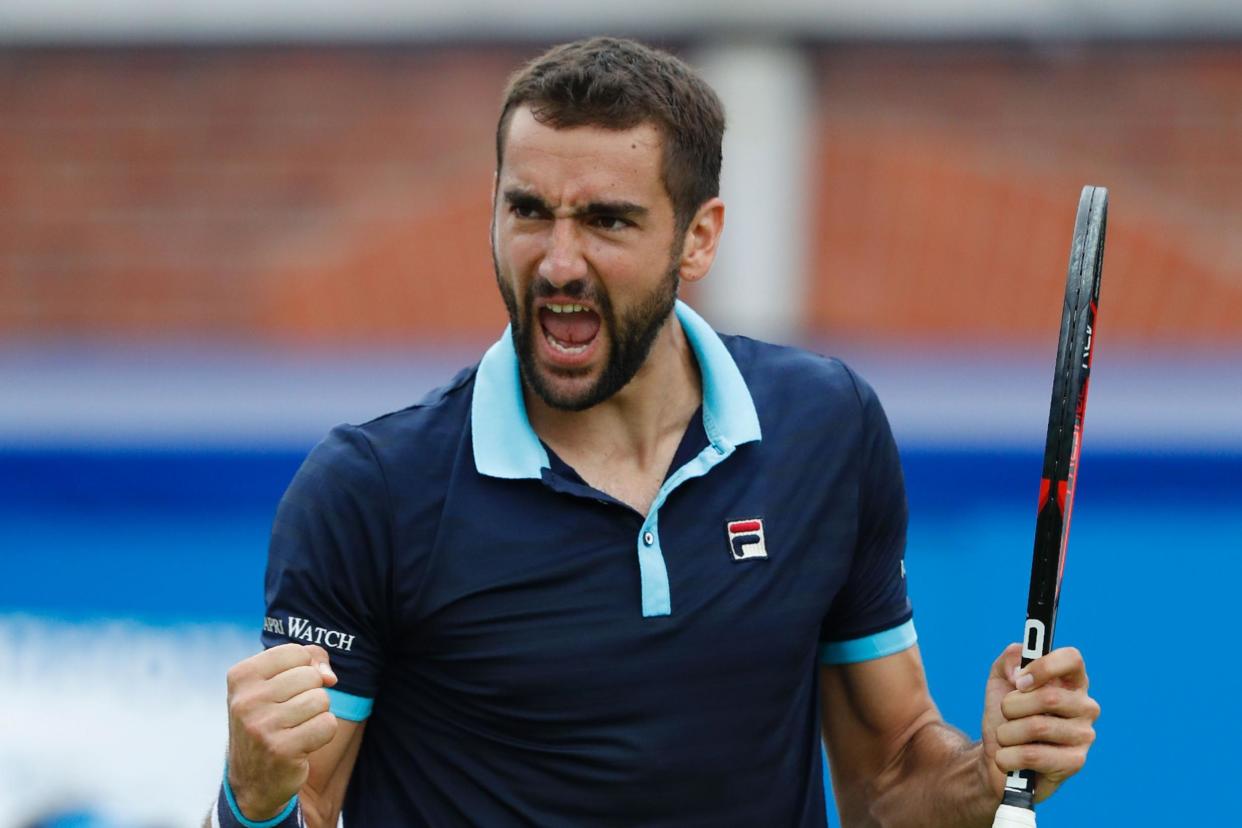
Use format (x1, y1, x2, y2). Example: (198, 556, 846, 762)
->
(225, 643, 339, 820)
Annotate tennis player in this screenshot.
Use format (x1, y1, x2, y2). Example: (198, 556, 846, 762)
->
(208, 37, 1099, 828)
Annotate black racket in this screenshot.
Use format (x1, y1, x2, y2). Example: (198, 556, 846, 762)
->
(993, 185, 1108, 828)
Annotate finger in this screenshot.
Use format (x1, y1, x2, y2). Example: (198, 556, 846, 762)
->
(995, 743, 1088, 778)
(1014, 646, 1088, 692)
(265, 665, 325, 704)
(270, 686, 332, 729)
(252, 643, 315, 680)
(995, 714, 1096, 749)
(1002, 686, 1101, 721)
(302, 644, 338, 687)
(280, 710, 339, 756)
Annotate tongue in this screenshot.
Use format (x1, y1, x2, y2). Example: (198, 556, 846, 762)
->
(540, 309, 600, 345)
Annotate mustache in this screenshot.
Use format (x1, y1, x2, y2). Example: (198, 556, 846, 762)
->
(530, 277, 596, 303)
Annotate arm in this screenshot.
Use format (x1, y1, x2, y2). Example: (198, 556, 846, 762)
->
(820, 642, 1098, 828)
(299, 717, 366, 825)
(821, 644, 995, 828)
(207, 425, 390, 826)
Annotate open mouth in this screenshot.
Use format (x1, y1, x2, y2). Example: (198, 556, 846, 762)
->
(537, 302, 601, 357)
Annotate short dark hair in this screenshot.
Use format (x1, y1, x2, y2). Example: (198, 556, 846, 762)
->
(496, 37, 726, 234)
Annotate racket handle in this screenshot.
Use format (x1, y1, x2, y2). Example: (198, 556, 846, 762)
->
(992, 803, 1037, 828)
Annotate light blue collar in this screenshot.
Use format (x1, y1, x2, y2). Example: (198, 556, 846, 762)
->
(471, 299, 761, 479)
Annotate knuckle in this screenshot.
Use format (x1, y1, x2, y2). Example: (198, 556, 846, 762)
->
(1029, 717, 1052, 741)
(241, 715, 269, 746)
(229, 688, 257, 717)
(994, 723, 1016, 747)
(263, 729, 289, 758)
(304, 711, 337, 750)
(225, 662, 248, 690)
(312, 688, 331, 715)
(1020, 745, 1043, 767)
(1040, 687, 1062, 709)
(259, 716, 290, 754)
(286, 664, 315, 686)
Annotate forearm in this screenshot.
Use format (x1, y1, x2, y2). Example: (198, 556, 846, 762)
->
(298, 784, 344, 828)
(841, 722, 998, 828)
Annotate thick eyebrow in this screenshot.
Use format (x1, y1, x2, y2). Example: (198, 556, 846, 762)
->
(503, 187, 648, 220)
(582, 200, 648, 220)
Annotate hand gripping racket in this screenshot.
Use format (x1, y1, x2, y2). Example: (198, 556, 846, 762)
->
(992, 186, 1108, 828)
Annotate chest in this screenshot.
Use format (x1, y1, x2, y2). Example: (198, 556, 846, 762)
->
(391, 449, 859, 709)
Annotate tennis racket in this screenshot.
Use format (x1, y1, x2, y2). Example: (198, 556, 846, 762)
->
(992, 185, 1108, 828)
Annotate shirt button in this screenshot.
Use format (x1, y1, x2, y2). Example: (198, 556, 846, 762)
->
(642, 531, 655, 546)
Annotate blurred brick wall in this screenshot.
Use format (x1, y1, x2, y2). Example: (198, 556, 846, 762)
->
(811, 44, 1242, 346)
(0, 46, 516, 343)
(1, 43, 1240, 345)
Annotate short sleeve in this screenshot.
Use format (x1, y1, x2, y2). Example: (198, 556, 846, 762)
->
(818, 368, 916, 665)
(261, 424, 391, 719)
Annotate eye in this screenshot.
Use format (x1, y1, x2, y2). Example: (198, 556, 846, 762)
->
(511, 203, 545, 220)
(590, 215, 632, 231)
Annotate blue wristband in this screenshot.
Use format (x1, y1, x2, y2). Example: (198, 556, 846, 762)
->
(217, 775, 301, 828)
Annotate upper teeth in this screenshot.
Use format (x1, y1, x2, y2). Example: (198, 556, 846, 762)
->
(546, 303, 586, 313)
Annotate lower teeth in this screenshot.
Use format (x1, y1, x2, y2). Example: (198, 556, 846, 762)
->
(545, 332, 587, 355)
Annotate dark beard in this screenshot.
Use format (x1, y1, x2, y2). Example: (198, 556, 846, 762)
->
(494, 256, 680, 412)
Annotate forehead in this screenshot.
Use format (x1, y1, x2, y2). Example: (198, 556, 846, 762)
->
(499, 106, 667, 204)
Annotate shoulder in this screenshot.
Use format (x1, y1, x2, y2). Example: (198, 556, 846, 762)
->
(353, 364, 477, 458)
(300, 363, 479, 495)
(721, 333, 883, 425)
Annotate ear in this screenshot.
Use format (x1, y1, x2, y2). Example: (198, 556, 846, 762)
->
(675, 197, 725, 284)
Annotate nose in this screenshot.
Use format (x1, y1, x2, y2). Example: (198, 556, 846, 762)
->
(537, 217, 588, 287)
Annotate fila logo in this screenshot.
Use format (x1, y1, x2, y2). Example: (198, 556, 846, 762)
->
(726, 518, 768, 561)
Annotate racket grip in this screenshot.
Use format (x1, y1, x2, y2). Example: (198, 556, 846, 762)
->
(992, 803, 1037, 828)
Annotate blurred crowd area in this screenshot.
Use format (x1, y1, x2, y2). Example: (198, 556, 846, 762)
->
(1, 41, 1239, 349)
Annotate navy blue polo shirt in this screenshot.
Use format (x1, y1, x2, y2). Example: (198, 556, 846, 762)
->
(261, 300, 915, 826)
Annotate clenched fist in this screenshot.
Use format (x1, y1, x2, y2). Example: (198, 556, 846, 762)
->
(226, 643, 339, 820)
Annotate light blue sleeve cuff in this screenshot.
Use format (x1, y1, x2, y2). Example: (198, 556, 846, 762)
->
(327, 687, 374, 721)
(222, 772, 299, 828)
(819, 619, 917, 665)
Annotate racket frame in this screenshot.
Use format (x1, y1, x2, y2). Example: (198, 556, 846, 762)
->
(998, 185, 1108, 814)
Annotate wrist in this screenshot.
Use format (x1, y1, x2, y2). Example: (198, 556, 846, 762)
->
(974, 741, 1005, 803)
(969, 741, 1009, 827)
(221, 766, 300, 828)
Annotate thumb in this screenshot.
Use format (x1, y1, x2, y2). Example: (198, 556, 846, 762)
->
(303, 644, 338, 687)
(990, 642, 1022, 684)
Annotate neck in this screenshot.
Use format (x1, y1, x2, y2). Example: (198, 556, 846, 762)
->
(525, 312, 702, 473)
